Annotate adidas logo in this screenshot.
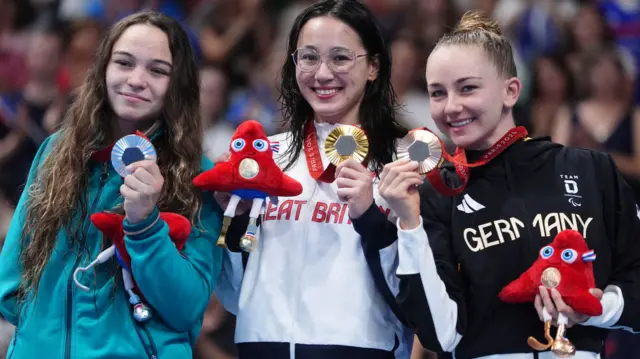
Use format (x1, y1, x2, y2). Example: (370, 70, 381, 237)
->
(457, 194, 485, 213)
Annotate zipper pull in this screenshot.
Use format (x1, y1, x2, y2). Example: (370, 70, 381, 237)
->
(100, 163, 109, 183)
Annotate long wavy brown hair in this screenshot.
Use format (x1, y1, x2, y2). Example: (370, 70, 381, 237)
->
(19, 11, 203, 300)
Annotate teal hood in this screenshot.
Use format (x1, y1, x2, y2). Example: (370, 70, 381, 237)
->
(0, 133, 223, 359)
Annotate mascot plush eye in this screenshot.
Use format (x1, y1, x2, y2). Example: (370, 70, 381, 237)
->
(232, 139, 246, 152)
(561, 249, 578, 264)
(253, 139, 268, 152)
(540, 246, 554, 259)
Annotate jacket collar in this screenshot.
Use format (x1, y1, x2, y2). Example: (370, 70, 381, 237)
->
(90, 127, 163, 162)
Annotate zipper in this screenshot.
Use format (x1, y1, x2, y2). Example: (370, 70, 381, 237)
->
(141, 324, 159, 358)
(128, 309, 158, 359)
(288, 182, 320, 359)
(64, 162, 109, 359)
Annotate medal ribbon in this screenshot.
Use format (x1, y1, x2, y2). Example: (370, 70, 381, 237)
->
(425, 126, 528, 196)
(303, 120, 340, 183)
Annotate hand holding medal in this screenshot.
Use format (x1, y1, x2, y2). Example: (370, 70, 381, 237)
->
(112, 133, 163, 224)
(324, 125, 374, 219)
(75, 132, 161, 323)
(396, 126, 528, 196)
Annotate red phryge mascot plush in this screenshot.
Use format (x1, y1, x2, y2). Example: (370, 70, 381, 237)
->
(73, 212, 191, 322)
(499, 229, 602, 357)
(193, 120, 302, 252)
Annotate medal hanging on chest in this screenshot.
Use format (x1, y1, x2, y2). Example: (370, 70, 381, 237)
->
(396, 126, 528, 196)
(303, 120, 369, 183)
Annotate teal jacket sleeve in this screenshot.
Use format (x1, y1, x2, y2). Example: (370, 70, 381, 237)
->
(0, 135, 55, 325)
(123, 156, 224, 332)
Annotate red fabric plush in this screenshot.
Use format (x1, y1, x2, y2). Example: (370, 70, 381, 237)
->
(89, 212, 191, 301)
(192, 120, 302, 196)
(499, 229, 602, 316)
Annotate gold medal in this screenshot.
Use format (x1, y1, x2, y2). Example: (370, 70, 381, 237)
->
(239, 158, 260, 179)
(396, 129, 444, 174)
(541, 267, 561, 288)
(324, 125, 369, 166)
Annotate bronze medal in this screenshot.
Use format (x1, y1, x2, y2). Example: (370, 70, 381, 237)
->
(396, 129, 444, 174)
(541, 267, 561, 288)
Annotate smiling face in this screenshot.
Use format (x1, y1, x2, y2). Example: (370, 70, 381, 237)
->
(426, 44, 520, 150)
(294, 16, 378, 124)
(105, 23, 172, 124)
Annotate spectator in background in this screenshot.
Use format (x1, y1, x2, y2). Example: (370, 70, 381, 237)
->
(0, 0, 32, 94)
(524, 52, 575, 138)
(399, 0, 459, 91)
(509, 1, 562, 65)
(194, 294, 238, 359)
(198, 0, 274, 89)
(552, 48, 640, 202)
(85, 0, 184, 24)
(201, 64, 234, 162)
(361, 0, 407, 43)
(85, 0, 202, 64)
(599, 0, 640, 103)
(0, 13, 67, 206)
(64, 20, 103, 92)
(225, 48, 284, 135)
(389, 36, 452, 152)
(565, 3, 636, 98)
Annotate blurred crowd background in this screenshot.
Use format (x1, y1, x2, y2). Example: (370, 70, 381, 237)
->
(0, 0, 638, 358)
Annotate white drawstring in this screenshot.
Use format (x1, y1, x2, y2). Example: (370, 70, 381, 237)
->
(557, 312, 569, 327)
(543, 306, 552, 322)
(73, 245, 116, 291)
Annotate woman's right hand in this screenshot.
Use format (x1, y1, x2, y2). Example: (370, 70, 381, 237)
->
(378, 159, 423, 230)
(212, 152, 252, 215)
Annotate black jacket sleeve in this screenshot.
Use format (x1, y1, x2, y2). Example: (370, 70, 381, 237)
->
(393, 182, 467, 353)
(598, 153, 640, 332)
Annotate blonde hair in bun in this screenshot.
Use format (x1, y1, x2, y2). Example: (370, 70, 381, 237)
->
(435, 10, 516, 78)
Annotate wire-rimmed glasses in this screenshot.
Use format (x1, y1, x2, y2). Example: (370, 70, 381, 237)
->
(292, 47, 368, 73)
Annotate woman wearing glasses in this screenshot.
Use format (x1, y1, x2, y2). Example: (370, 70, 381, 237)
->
(213, 0, 413, 358)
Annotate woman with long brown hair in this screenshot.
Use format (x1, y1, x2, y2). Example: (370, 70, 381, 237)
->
(0, 10, 223, 359)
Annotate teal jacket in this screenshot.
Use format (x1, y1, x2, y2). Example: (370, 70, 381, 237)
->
(0, 134, 224, 359)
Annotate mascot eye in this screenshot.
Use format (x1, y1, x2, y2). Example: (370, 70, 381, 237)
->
(540, 246, 554, 259)
(232, 139, 245, 152)
(253, 139, 268, 152)
(561, 249, 578, 264)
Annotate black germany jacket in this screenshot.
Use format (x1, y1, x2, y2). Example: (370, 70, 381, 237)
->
(352, 137, 640, 359)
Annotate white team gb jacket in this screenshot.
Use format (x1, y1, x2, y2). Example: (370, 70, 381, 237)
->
(215, 121, 412, 358)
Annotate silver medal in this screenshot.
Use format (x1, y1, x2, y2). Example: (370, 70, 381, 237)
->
(111, 135, 157, 177)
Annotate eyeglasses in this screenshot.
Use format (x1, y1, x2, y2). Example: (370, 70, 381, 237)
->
(292, 47, 368, 73)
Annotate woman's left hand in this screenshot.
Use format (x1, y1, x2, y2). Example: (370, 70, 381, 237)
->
(121, 160, 164, 224)
(534, 286, 603, 328)
(335, 159, 374, 219)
